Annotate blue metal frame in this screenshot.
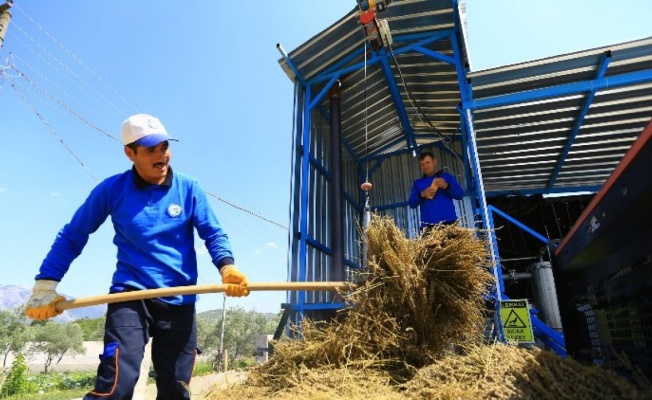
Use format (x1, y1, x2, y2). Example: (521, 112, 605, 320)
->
(531, 314, 566, 356)
(284, 3, 572, 356)
(285, 25, 470, 318)
(285, 4, 562, 343)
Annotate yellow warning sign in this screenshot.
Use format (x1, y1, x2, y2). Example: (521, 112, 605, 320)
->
(500, 299, 534, 343)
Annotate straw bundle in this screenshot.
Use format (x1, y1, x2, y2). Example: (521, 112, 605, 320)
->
(204, 215, 649, 400)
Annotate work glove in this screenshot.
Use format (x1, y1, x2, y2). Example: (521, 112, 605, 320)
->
(25, 280, 66, 320)
(220, 265, 249, 297)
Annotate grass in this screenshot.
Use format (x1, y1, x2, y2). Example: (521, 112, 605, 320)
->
(3, 388, 89, 400)
(2, 361, 220, 400)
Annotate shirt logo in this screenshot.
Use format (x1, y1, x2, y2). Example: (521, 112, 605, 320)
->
(167, 204, 182, 217)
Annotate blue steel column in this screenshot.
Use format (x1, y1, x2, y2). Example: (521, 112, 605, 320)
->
(288, 81, 304, 307)
(297, 83, 312, 316)
(447, 29, 473, 193)
(329, 83, 344, 281)
(452, 0, 504, 343)
(298, 75, 346, 317)
(278, 44, 311, 320)
(449, 6, 498, 270)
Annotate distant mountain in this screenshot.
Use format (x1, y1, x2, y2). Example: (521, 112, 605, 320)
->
(0, 284, 106, 322)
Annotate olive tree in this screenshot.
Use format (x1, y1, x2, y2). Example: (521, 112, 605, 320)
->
(28, 321, 85, 373)
(0, 310, 31, 368)
(198, 306, 280, 368)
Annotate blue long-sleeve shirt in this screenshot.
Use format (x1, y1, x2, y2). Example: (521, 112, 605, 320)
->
(36, 167, 233, 305)
(408, 170, 465, 228)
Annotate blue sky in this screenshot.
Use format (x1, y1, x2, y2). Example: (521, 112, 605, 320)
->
(1, 1, 650, 314)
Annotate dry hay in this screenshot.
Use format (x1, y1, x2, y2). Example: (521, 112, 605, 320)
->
(206, 344, 649, 399)
(204, 215, 650, 399)
(405, 343, 650, 400)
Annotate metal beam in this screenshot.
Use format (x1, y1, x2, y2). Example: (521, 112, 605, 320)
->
(488, 205, 549, 244)
(547, 52, 612, 188)
(412, 45, 456, 65)
(465, 68, 652, 111)
(378, 48, 417, 150)
(308, 73, 342, 110)
(486, 185, 600, 197)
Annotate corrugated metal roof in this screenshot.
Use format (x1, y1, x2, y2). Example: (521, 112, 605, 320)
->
(279, 0, 465, 159)
(469, 37, 652, 195)
(279, 0, 652, 196)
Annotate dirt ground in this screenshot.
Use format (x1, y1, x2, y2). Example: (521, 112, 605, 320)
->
(145, 371, 247, 400)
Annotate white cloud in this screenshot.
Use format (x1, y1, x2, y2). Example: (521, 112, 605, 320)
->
(0, 187, 6, 194)
(265, 242, 278, 250)
(49, 191, 60, 197)
(254, 249, 262, 255)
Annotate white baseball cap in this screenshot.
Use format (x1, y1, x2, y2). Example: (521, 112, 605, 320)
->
(121, 113, 178, 147)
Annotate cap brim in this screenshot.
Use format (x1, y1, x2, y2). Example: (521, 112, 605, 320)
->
(132, 134, 178, 147)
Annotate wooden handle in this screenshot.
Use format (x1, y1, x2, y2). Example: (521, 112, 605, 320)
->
(55, 282, 352, 312)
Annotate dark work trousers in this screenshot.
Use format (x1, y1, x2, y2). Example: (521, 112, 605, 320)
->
(83, 298, 197, 400)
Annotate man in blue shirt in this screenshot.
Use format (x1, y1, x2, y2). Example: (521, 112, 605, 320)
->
(408, 151, 465, 230)
(24, 113, 249, 400)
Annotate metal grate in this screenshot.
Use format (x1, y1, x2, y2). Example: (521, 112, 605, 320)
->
(581, 254, 652, 376)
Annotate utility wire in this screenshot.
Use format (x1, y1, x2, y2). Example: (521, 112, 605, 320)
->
(6, 60, 289, 231)
(8, 61, 121, 143)
(4, 14, 288, 233)
(205, 191, 288, 231)
(3, 69, 98, 181)
(11, 21, 128, 118)
(6, 67, 95, 136)
(9, 51, 112, 128)
(14, 4, 140, 114)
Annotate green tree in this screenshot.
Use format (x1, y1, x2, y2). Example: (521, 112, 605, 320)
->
(29, 321, 85, 373)
(74, 317, 106, 341)
(0, 310, 30, 368)
(198, 307, 280, 367)
(196, 317, 215, 355)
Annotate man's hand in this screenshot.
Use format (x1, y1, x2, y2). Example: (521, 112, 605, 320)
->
(25, 280, 65, 320)
(421, 187, 437, 199)
(220, 265, 250, 297)
(433, 177, 449, 189)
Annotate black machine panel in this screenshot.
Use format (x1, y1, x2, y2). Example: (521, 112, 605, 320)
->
(552, 118, 652, 377)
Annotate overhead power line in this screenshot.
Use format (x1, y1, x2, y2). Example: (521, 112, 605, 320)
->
(11, 21, 128, 118)
(14, 3, 140, 114)
(2, 69, 97, 181)
(8, 60, 121, 143)
(2, 6, 289, 233)
(205, 190, 288, 231)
